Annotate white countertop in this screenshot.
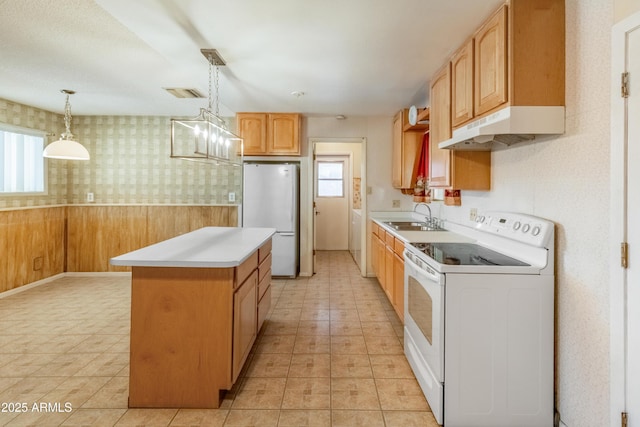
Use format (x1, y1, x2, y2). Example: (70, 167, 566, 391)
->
(110, 227, 276, 268)
(370, 211, 474, 244)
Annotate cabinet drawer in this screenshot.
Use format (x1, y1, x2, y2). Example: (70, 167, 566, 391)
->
(372, 222, 379, 236)
(258, 268, 272, 301)
(236, 251, 258, 288)
(385, 232, 395, 247)
(257, 285, 271, 332)
(259, 253, 272, 282)
(394, 239, 405, 256)
(258, 240, 272, 263)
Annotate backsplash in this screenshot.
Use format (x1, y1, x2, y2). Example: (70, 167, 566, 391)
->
(0, 99, 242, 208)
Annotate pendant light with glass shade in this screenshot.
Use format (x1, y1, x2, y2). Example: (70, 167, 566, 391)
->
(43, 90, 90, 160)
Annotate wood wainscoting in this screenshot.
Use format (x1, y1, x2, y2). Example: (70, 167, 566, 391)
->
(0, 205, 238, 292)
(0, 207, 66, 293)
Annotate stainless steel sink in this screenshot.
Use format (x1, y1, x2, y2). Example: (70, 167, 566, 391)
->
(383, 221, 445, 231)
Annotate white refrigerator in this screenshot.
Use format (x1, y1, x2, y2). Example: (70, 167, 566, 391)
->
(242, 163, 298, 277)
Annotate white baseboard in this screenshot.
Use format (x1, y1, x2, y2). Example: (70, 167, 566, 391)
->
(0, 272, 131, 299)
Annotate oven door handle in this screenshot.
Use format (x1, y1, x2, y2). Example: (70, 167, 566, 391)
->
(404, 251, 442, 284)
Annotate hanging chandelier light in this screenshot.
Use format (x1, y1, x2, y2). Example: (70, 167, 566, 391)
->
(170, 49, 243, 164)
(43, 90, 90, 160)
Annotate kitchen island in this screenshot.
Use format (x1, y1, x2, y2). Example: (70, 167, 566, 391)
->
(110, 226, 275, 409)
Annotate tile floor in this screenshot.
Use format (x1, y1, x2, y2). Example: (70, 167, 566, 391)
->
(0, 251, 438, 426)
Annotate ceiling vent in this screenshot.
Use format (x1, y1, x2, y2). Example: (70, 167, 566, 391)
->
(164, 88, 205, 99)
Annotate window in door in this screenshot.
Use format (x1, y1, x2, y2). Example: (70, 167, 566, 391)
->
(316, 161, 344, 197)
(0, 124, 46, 194)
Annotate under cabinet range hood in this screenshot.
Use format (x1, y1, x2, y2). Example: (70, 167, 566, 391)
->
(438, 106, 565, 150)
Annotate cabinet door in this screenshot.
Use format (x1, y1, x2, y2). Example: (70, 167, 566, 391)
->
(451, 40, 474, 128)
(237, 113, 267, 156)
(268, 114, 300, 155)
(393, 251, 404, 323)
(474, 5, 507, 116)
(371, 228, 379, 277)
(392, 111, 403, 188)
(233, 270, 258, 383)
(385, 244, 395, 303)
(429, 63, 452, 188)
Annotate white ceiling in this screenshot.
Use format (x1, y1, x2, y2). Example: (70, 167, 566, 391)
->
(0, 0, 503, 118)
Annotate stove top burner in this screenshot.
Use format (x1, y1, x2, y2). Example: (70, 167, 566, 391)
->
(410, 242, 530, 267)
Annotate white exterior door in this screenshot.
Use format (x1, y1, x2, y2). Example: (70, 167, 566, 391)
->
(314, 155, 349, 250)
(612, 12, 640, 427)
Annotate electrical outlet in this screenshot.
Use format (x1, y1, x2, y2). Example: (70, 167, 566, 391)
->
(392, 200, 401, 208)
(33, 256, 43, 271)
(86, 192, 94, 203)
(228, 192, 236, 202)
(469, 208, 478, 221)
(366, 186, 372, 195)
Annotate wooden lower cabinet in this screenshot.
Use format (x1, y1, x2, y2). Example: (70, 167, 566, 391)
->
(233, 269, 258, 383)
(371, 221, 405, 323)
(128, 240, 271, 409)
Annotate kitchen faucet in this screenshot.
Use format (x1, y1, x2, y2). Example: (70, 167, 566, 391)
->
(414, 202, 432, 224)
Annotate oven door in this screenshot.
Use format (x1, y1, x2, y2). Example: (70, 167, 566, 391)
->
(404, 250, 445, 424)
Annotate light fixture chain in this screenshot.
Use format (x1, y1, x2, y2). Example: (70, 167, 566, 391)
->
(63, 93, 73, 140)
(208, 54, 213, 113)
(215, 62, 220, 117)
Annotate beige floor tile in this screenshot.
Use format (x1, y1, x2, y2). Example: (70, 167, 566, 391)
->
(70, 334, 123, 353)
(32, 353, 100, 377)
(299, 309, 330, 321)
(269, 308, 302, 323)
(383, 410, 440, 426)
(255, 334, 296, 354)
(329, 309, 360, 322)
(361, 321, 397, 337)
(168, 408, 228, 426)
(224, 409, 280, 426)
(277, 409, 331, 426)
(357, 309, 390, 322)
(4, 408, 72, 426)
(113, 408, 177, 426)
(364, 335, 404, 355)
(262, 320, 299, 336)
(331, 354, 373, 378)
(375, 378, 430, 410)
(0, 353, 58, 377)
(41, 376, 111, 408)
(330, 336, 368, 354)
(245, 353, 292, 378)
(329, 321, 363, 336)
(330, 410, 385, 427)
(369, 354, 415, 379)
(60, 408, 127, 426)
(288, 354, 331, 378)
(232, 377, 286, 409)
(81, 377, 129, 409)
(281, 377, 330, 409)
(293, 335, 330, 354)
(331, 378, 380, 410)
(297, 321, 330, 336)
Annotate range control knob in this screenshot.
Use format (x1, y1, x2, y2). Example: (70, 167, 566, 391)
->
(477, 215, 486, 223)
(532, 226, 541, 236)
(522, 224, 531, 233)
(513, 221, 522, 231)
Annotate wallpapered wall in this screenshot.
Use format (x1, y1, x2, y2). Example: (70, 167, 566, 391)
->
(0, 99, 67, 208)
(0, 99, 242, 208)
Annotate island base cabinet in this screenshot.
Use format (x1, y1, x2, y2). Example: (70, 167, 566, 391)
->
(233, 270, 258, 383)
(128, 266, 235, 408)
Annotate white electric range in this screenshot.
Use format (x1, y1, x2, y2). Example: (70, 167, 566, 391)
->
(403, 211, 555, 427)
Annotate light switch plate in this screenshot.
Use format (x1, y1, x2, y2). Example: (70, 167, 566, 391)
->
(228, 192, 236, 202)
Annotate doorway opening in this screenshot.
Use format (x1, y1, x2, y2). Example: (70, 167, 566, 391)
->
(310, 139, 366, 276)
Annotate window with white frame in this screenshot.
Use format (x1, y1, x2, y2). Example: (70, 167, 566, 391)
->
(317, 161, 344, 197)
(0, 124, 46, 194)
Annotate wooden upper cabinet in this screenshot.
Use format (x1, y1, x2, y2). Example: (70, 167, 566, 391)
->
(268, 113, 300, 155)
(474, 5, 507, 117)
(451, 39, 475, 128)
(392, 109, 424, 190)
(237, 113, 301, 156)
(237, 113, 267, 155)
(429, 63, 452, 188)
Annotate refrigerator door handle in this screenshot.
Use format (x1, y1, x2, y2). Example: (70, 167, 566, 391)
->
(278, 232, 295, 236)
